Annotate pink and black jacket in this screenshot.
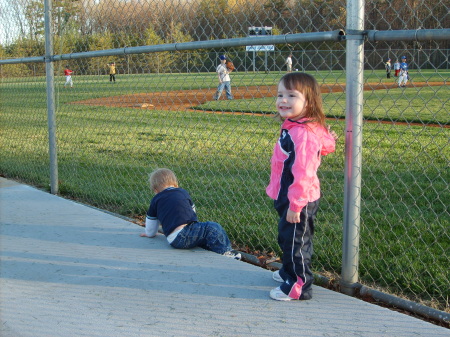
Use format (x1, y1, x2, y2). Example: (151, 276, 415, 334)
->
(266, 118, 336, 213)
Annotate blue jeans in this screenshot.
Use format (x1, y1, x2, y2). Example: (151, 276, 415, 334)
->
(214, 81, 232, 100)
(170, 221, 232, 254)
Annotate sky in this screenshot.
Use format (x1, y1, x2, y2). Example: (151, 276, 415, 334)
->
(0, 0, 24, 45)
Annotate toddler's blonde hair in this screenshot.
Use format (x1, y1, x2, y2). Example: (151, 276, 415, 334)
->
(149, 168, 178, 192)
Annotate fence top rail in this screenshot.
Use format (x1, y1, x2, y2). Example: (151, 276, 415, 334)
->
(1, 28, 448, 65)
(2, 30, 346, 65)
(0, 56, 45, 65)
(366, 28, 450, 42)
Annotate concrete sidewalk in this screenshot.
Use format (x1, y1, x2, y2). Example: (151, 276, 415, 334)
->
(1, 177, 448, 337)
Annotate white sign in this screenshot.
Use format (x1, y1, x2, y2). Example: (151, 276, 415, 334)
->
(246, 45, 275, 52)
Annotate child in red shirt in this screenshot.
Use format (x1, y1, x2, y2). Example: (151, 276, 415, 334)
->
(64, 66, 73, 88)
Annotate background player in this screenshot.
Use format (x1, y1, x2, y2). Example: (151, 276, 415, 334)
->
(64, 66, 73, 88)
(385, 58, 391, 79)
(213, 55, 233, 100)
(398, 56, 409, 87)
(393, 59, 400, 77)
(107, 62, 116, 83)
(285, 54, 293, 72)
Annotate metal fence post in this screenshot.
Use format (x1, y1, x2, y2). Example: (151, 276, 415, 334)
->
(44, 0, 58, 194)
(341, 0, 365, 296)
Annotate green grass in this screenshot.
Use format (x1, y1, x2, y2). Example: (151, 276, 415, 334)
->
(1, 70, 448, 310)
(201, 86, 449, 125)
(198, 70, 449, 125)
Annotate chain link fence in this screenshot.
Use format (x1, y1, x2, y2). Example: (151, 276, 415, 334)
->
(1, 0, 449, 320)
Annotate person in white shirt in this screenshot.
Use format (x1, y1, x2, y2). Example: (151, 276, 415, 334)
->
(394, 60, 401, 77)
(398, 56, 409, 88)
(285, 54, 293, 72)
(213, 55, 233, 100)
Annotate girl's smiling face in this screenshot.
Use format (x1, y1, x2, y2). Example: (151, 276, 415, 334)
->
(276, 81, 308, 121)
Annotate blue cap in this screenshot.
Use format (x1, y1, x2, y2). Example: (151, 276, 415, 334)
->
(219, 55, 227, 60)
(401, 56, 406, 59)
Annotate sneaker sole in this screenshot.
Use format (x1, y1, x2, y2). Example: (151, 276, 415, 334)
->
(270, 294, 293, 301)
(269, 289, 293, 301)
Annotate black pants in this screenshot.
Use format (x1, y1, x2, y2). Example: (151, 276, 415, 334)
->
(275, 199, 319, 299)
(110, 74, 116, 82)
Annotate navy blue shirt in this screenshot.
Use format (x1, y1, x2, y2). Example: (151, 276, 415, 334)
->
(146, 187, 197, 236)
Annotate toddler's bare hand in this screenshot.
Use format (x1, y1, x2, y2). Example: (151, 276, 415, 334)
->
(140, 233, 157, 238)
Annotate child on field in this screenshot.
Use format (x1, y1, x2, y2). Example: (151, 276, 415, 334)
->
(107, 62, 116, 83)
(394, 60, 401, 77)
(213, 55, 233, 100)
(64, 66, 73, 88)
(285, 54, 293, 73)
(140, 168, 241, 260)
(385, 58, 392, 78)
(397, 56, 409, 88)
(266, 73, 337, 301)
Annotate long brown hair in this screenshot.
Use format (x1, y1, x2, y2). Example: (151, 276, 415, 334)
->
(276, 72, 326, 128)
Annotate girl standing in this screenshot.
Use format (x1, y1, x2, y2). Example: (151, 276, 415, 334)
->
(266, 73, 337, 301)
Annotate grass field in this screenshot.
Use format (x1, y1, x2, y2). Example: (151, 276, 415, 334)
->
(201, 85, 448, 125)
(1, 70, 448, 310)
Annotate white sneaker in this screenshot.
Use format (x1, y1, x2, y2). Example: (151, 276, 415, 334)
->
(223, 251, 241, 260)
(272, 270, 284, 283)
(270, 287, 294, 301)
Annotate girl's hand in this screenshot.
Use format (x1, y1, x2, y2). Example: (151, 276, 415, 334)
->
(286, 209, 301, 224)
(328, 126, 338, 140)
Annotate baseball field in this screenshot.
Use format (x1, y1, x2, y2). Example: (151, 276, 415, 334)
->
(0, 69, 448, 311)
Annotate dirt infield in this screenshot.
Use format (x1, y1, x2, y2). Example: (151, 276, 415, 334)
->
(72, 82, 445, 112)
